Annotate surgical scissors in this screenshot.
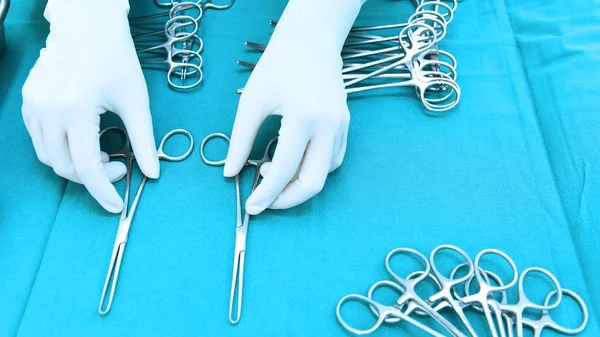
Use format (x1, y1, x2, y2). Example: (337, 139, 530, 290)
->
(98, 127, 194, 315)
(200, 133, 278, 324)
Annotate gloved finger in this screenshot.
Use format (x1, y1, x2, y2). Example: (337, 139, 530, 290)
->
(245, 119, 310, 215)
(68, 121, 124, 213)
(259, 161, 272, 177)
(42, 126, 80, 182)
(104, 161, 127, 183)
(224, 81, 271, 177)
(113, 94, 159, 179)
(330, 131, 347, 172)
(46, 151, 124, 185)
(258, 160, 301, 180)
(27, 119, 51, 166)
(100, 151, 126, 183)
(268, 132, 336, 210)
(260, 131, 347, 177)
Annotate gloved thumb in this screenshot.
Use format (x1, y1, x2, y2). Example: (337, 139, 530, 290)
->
(113, 94, 160, 179)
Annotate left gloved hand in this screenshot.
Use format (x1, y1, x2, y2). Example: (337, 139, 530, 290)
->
(21, 0, 158, 213)
(224, 0, 365, 215)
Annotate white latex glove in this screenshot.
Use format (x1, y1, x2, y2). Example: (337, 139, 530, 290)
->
(22, 0, 159, 213)
(224, 0, 366, 215)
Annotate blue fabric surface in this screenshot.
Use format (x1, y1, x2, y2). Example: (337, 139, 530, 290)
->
(0, 0, 599, 336)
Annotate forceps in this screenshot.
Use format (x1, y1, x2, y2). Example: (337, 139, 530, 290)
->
(460, 249, 519, 337)
(521, 289, 588, 337)
(154, 0, 235, 11)
(342, 23, 437, 86)
(98, 128, 194, 315)
(497, 267, 563, 337)
(416, 245, 479, 337)
(136, 15, 203, 90)
(458, 264, 587, 337)
(200, 133, 278, 324)
(134, 14, 204, 72)
(337, 248, 467, 337)
(337, 280, 450, 336)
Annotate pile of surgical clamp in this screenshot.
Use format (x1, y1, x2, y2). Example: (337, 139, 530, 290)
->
(239, 0, 460, 114)
(129, 0, 235, 90)
(336, 245, 589, 336)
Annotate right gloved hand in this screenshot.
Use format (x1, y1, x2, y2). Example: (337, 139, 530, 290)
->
(21, 0, 159, 213)
(224, 0, 366, 215)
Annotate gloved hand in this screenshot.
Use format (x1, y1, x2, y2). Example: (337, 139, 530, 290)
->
(22, 0, 159, 213)
(224, 0, 366, 215)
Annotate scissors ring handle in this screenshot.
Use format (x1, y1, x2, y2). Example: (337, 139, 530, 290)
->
(430, 244, 474, 285)
(157, 129, 194, 161)
(385, 247, 431, 286)
(170, 33, 204, 55)
(419, 78, 460, 113)
(544, 289, 588, 334)
(408, 11, 447, 41)
(204, 0, 236, 10)
(336, 293, 389, 335)
(473, 248, 518, 292)
(164, 15, 198, 39)
(399, 22, 437, 55)
(99, 126, 127, 139)
(167, 61, 203, 91)
(416, 1, 454, 24)
(170, 2, 204, 22)
(248, 136, 279, 166)
(416, 0, 458, 12)
(418, 60, 457, 81)
(154, 0, 173, 8)
(421, 49, 457, 69)
(200, 133, 230, 166)
(366, 279, 410, 323)
(517, 267, 563, 311)
(99, 127, 132, 159)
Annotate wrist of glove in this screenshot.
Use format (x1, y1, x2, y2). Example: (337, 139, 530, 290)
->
(44, 0, 132, 47)
(271, 0, 365, 52)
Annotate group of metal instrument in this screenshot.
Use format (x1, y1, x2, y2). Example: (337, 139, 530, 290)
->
(239, 0, 461, 114)
(93, 2, 590, 332)
(336, 245, 589, 336)
(128, 0, 235, 90)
